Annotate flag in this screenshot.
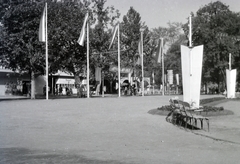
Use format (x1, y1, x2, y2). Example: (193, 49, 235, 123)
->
(136, 40, 142, 65)
(176, 74, 179, 85)
(77, 12, 89, 46)
(138, 40, 142, 55)
(152, 71, 155, 84)
(155, 38, 162, 63)
(39, 5, 46, 42)
(109, 23, 119, 49)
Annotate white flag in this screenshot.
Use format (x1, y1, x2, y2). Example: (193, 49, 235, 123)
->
(39, 5, 46, 42)
(77, 13, 89, 46)
(109, 23, 119, 49)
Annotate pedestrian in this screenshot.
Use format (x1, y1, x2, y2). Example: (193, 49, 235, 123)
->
(59, 86, 62, 95)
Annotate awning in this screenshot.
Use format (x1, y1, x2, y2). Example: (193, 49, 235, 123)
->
(56, 78, 75, 84)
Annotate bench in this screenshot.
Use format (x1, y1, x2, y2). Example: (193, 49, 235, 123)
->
(166, 98, 182, 125)
(167, 98, 209, 131)
(178, 100, 209, 131)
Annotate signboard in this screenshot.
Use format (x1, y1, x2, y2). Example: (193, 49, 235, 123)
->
(167, 70, 173, 85)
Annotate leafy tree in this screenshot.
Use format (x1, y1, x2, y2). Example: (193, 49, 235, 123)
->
(165, 34, 187, 86)
(89, 0, 120, 84)
(150, 22, 184, 85)
(0, 0, 120, 97)
(46, 1, 87, 75)
(121, 7, 151, 82)
(0, 1, 45, 98)
(182, 1, 240, 91)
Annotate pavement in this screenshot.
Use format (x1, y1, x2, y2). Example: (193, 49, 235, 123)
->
(0, 94, 240, 164)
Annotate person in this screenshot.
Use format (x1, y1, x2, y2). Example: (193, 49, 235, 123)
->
(55, 86, 58, 95)
(79, 84, 85, 98)
(132, 84, 136, 95)
(66, 87, 69, 95)
(43, 85, 46, 95)
(124, 86, 128, 95)
(59, 86, 63, 95)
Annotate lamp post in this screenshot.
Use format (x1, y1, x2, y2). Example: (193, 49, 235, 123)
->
(140, 28, 144, 97)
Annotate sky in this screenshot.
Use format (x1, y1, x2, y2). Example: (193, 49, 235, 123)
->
(105, 0, 240, 29)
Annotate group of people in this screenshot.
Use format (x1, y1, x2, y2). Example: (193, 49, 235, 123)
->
(54, 85, 72, 96)
(77, 84, 86, 98)
(122, 83, 138, 96)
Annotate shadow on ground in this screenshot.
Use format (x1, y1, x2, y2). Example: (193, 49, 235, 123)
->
(0, 148, 128, 164)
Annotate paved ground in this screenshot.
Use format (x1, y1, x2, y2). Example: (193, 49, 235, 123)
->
(0, 95, 240, 164)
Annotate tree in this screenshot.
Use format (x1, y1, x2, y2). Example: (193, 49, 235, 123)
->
(46, 1, 87, 76)
(165, 34, 187, 87)
(182, 1, 240, 91)
(0, 1, 45, 99)
(150, 22, 184, 85)
(89, 0, 120, 83)
(0, 0, 121, 97)
(121, 7, 151, 82)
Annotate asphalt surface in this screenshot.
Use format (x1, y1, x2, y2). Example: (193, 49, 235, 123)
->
(0, 95, 240, 164)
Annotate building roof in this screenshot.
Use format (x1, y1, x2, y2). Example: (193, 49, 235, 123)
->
(52, 70, 74, 77)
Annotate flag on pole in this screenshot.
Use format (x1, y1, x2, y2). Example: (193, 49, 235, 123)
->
(39, 5, 46, 42)
(109, 22, 119, 49)
(77, 13, 89, 46)
(108, 22, 121, 97)
(136, 40, 142, 65)
(152, 71, 155, 84)
(155, 38, 162, 63)
(39, 3, 48, 100)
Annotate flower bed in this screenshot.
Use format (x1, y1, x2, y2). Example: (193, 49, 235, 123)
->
(148, 97, 234, 116)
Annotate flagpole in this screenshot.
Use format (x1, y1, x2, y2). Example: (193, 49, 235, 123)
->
(152, 71, 155, 95)
(229, 53, 231, 70)
(189, 14, 192, 101)
(118, 23, 121, 97)
(87, 17, 90, 98)
(140, 29, 144, 97)
(189, 14, 192, 47)
(161, 38, 164, 96)
(45, 2, 48, 100)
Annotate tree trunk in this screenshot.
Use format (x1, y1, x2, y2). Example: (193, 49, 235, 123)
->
(31, 71, 35, 99)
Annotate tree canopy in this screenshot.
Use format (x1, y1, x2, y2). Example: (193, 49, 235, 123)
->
(1, 0, 240, 93)
(182, 1, 240, 90)
(0, 1, 44, 74)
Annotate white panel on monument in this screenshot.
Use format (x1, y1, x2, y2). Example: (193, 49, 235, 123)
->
(181, 45, 203, 108)
(181, 45, 191, 103)
(226, 69, 237, 98)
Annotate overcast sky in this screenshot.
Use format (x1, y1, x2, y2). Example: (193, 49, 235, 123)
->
(105, 0, 240, 29)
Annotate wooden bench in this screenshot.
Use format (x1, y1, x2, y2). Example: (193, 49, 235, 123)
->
(178, 100, 209, 131)
(167, 98, 209, 131)
(166, 98, 182, 125)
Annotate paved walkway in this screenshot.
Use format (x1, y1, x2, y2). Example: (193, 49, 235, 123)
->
(0, 95, 239, 163)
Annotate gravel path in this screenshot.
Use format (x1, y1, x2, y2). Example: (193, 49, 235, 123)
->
(0, 95, 240, 164)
